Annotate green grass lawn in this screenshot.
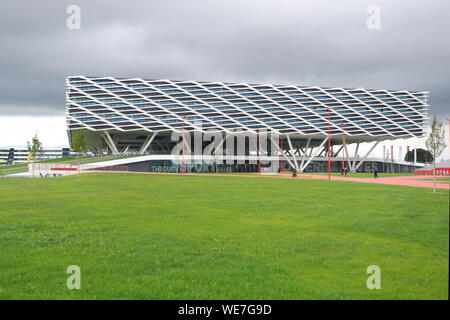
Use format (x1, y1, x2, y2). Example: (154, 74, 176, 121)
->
(0, 173, 448, 299)
(0, 162, 29, 175)
(421, 177, 450, 182)
(0, 154, 142, 176)
(0, 158, 81, 175)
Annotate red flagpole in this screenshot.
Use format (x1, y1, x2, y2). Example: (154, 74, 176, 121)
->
(280, 136, 284, 172)
(340, 123, 348, 174)
(326, 107, 333, 180)
(181, 116, 185, 173)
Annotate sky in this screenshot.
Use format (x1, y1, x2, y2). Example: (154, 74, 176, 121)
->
(0, 0, 449, 160)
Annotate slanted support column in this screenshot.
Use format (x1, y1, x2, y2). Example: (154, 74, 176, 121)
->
(300, 137, 327, 172)
(184, 134, 192, 155)
(269, 136, 296, 171)
(286, 135, 299, 172)
(350, 142, 360, 172)
(155, 140, 168, 153)
(318, 146, 327, 157)
(354, 140, 381, 172)
(344, 143, 352, 171)
(333, 145, 343, 157)
(139, 132, 158, 155)
(103, 131, 119, 155)
(299, 138, 311, 172)
(113, 136, 120, 152)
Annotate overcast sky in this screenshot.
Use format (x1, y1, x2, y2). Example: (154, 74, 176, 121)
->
(0, 0, 449, 158)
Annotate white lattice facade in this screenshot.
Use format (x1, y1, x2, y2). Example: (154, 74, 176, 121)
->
(66, 76, 427, 138)
(65, 76, 428, 172)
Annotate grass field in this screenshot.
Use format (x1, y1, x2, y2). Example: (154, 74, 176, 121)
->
(0, 154, 144, 176)
(422, 177, 450, 182)
(0, 157, 83, 176)
(0, 173, 448, 299)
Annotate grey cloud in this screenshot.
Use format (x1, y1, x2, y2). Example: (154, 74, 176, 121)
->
(0, 0, 448, 119)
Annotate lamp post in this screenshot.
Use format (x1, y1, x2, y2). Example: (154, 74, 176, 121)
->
(181, 116, 185, 173)
(325, 107, 334, 180)
(339, 123, 348, 175)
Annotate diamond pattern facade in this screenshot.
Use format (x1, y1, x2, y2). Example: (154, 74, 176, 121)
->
(66, 76, 428, 141)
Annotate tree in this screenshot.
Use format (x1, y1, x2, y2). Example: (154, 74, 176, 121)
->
(71, 130, 88, 156)
(27, 133, 43, 177)
(404, 148, 433, 163)
(70, 130, 88, 179)
(27, 133, 43, 161)
(425, 116, 446, 193)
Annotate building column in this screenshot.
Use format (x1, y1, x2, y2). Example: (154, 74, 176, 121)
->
(269, 135, 296, 171)
(344, 143, 352, 171)
(299, 138, 311, 172)
(102, 131, 119, 155)
(353, 140, 381, 172)
(139, 132, 158, 155)
(286, 135, 299, 172)
(350, 142, 360, 172)
(299, 137, 328, 172)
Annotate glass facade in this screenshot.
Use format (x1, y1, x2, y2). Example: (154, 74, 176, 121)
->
(66, 76, 428, 139)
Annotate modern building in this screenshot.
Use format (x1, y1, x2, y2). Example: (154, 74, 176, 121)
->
(0, 147, 72, 164)
(65, 76, 428, 173)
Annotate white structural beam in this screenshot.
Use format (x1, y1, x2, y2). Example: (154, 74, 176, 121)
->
(139, 132, 158, 155)
(113, 136, 120, 151)
(353, 140, 381, 171)
(318, 147, 326, 157)
(299, 138, 311, 171)
(286, 135, 299, 171)
(300, 137, 327, 172)
(67, 76, 428, 143)
(269, 136, 296, 171)
(154, 140, 168, 153)
(333, 145, 343, 157)
(350, 142, 360, 172)
(102, 134, 112, 151)
(103, 131, 119, 155)
(344, 142, 352, 171)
